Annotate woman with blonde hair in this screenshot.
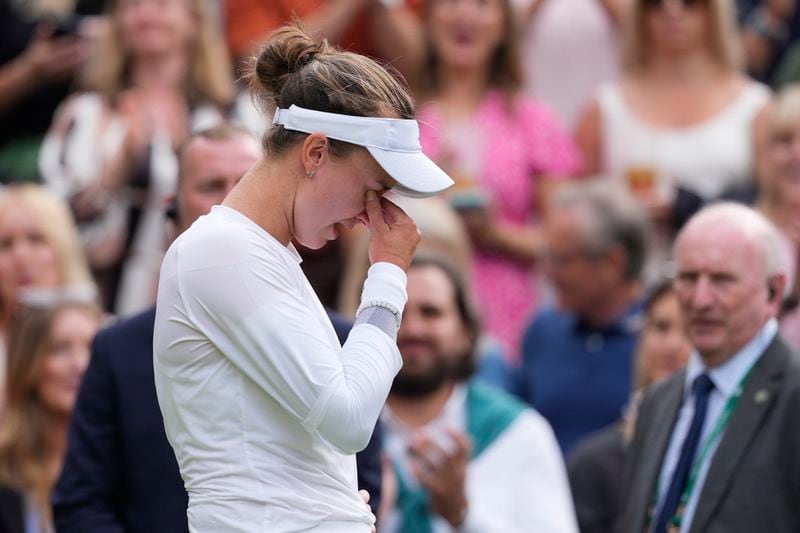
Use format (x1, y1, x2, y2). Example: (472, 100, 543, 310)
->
(0, 184, 93, 345)
(576, 0, 770, 212)
(412, 0, 583, 363)
(39, 0, 233, 315)
(755, 83, 800, 347)
(0, 296, 102, 533)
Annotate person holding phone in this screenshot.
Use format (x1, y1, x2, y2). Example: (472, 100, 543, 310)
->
(153, 24, 453, 533)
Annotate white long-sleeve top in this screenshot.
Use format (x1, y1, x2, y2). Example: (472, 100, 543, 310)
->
(153, 205, 405, 532)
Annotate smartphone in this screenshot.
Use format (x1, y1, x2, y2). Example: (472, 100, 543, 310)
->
(449, 188, 489, 212)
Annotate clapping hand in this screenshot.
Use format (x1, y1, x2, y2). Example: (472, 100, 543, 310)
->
(408, 428, 471, 528)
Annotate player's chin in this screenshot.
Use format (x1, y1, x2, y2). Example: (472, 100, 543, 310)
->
(296, 231, 331, 250)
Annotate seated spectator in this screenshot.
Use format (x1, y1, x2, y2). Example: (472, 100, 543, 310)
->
(514, 181, 649, 456)
(576, 0, 769, 234)
(0, 295, 102, 533)
(381, 254, 577, 532)
(39, 0, 233, 316)
(0, 185, 93, 354)
(414, 0, 583, 362)
(756, 84, 800, 346)
(0, 0, 97, 183)
(567, 280, 692, 533)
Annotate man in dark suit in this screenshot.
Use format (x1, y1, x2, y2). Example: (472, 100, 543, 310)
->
(53, 125, 385, 532)
(618, 203, 800, 533)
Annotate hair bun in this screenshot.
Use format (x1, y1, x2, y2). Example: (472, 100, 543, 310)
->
(251, 24, 326, 100)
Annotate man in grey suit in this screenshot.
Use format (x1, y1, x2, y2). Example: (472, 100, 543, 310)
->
(618, 203, 800, 533)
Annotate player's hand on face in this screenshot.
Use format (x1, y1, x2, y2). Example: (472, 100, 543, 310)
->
(365, 191, 421, 271)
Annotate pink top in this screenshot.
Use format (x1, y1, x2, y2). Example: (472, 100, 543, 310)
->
(418, 91, 583, 362)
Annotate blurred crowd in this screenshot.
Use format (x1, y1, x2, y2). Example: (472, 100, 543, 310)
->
(1, 0, 800, 532)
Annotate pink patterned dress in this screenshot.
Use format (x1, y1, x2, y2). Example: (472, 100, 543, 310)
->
(418, 91, 582, 362)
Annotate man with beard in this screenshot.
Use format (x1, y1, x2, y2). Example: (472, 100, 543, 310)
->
(380, 255, 578, 532)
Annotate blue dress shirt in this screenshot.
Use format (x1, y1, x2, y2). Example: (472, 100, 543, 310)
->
(515, 302, 644, 455)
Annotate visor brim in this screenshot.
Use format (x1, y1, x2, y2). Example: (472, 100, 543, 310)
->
(366, 146, 454, 199)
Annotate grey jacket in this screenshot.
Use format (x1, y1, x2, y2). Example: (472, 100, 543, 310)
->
(618, 335, 800, 533)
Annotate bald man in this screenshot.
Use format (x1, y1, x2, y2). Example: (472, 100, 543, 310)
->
(618, 203, 800, 533)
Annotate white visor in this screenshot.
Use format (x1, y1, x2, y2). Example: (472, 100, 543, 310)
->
(272, 105, 454, 198)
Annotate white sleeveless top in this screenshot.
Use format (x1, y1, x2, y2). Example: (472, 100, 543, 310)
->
(597, 81, 770, 200)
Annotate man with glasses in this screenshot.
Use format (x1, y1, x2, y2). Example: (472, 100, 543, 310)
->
(513, 181, 649, 455)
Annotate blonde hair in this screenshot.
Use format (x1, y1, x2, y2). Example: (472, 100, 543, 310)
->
(759, 84, 800, 223)
(249, 23, 415, 157)
(80, 0, 233, 107)
(0, 300, 102, 520)
(0, 185, 92, 287)
(417, 0, 523, 101)
(764, 84, 800, 137)
(620, 0, 742, 73)
(0, 185, 93, 325)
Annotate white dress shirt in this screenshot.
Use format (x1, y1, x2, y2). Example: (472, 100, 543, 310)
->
(655, 318, 778, 532)
(153, 205, 406, 532)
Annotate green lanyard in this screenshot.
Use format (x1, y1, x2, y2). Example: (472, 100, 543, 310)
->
(648, 365, 755, 533)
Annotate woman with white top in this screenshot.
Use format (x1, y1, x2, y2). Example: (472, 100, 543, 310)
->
(39, 0, 232, 316)
(576, 0, 770, 209)
(152, 24, 453, 533)
(575, 0, 770, 281)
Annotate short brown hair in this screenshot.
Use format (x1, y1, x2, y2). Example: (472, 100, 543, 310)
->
(248, 23, 415, 158)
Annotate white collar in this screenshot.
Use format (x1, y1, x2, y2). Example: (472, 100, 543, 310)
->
(684, 318, 778, 400)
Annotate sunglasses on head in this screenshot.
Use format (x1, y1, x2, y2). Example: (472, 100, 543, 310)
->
(643, 0, 708, 8)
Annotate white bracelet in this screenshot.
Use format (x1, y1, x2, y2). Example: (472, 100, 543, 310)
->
(357, 300, 402, 328)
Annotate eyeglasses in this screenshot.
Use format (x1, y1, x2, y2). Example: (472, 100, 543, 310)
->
(642, 0, 709, 9)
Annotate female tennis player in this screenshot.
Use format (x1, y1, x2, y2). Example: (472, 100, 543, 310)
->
(152, 24, 453, 533)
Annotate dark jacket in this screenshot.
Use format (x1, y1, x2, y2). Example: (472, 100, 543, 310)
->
(618, 335, 800, 533)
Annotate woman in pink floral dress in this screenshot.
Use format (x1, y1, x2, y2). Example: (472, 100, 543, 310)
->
(413, 0, 583, 362)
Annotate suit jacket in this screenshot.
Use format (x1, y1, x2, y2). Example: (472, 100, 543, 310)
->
(618, 335, 800, 533)
(0, 486, 24, 533)
(54, 307, 383, 532)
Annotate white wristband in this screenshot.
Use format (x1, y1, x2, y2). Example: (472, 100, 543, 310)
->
(357, 300, 402, 328)
(359, 262, 407, 318)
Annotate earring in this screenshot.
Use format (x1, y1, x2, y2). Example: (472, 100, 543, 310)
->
(307, 169, 316, 178)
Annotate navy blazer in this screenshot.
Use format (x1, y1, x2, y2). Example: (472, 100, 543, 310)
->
(53, 307, 383, 532)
